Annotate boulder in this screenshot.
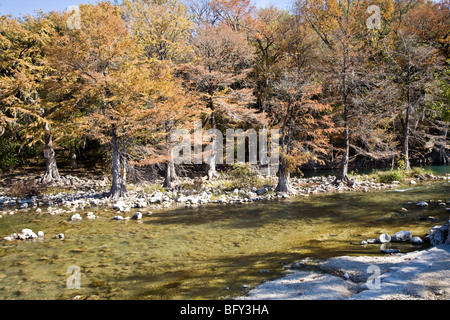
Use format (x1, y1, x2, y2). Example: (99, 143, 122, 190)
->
(256, 188, 267, 196)
(411, 237, 423, 245)
(132, 212, 143, 220)
(429, 221, 450, 246)
(18, 229, 37, 239)
(391, 230, 412, 242)
(377, 233, 391, 243)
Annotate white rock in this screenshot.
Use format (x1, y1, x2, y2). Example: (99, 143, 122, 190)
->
(410, 180, 416, 185)
(416, 201, 428, 207)
(3, 236, 12, 241)
(27, 232, 38, 239)
(71, 213, 82, 221)
(411, 236, 423, 245)
(56, 233, 65, 239)
(113, 200, 127, 210)
(37, 231, 44, 237)
(137, 201, 147, 208)
(21, 229, 33, 235)
(378, 233, 391, 243)
(391, 230, 412, 242)
(114, 216, 124, 220)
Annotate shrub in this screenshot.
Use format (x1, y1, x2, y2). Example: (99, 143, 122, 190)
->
(229, 163, 271, 189)
(8, 179, 46, 198)
(375, 169, 406, 183)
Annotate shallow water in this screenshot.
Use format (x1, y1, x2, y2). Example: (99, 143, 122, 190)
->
(0, 177, 449, 300)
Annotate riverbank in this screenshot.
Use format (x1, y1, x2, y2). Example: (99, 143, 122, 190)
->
(239, 242, 450, 300)
(237, 219, 450, 300)
(1, 169, 449, 216)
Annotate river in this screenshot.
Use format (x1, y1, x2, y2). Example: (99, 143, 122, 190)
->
(0, 165, 449, 300)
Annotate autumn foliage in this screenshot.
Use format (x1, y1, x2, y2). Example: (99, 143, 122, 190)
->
(0, 0, 448, 193)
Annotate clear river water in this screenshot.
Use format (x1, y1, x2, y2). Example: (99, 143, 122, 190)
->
(0, 165, 449, 300)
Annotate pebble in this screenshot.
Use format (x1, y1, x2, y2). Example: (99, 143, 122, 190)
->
(86, 212, 96, 219)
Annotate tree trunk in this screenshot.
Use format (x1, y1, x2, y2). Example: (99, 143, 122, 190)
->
(402, 34, 412, 171)
(403, 101, 411, 170)
(335, 61, 350, 185)
(275, 156, 293, 193)
(334, 41, 351, 185)
(41, 126, 60, 184)
(121, 139, 127, 186)
(206, 108, 217, 180)
(163, 149, 177, 189)
(109, 129, 127, 199)
(337, 104, 350, 183)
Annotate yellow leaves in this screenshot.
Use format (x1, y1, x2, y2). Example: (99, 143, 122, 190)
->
(123, 0, 193, 62)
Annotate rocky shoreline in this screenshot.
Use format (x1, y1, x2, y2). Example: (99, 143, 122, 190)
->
(1, 171, 449, 244)
(1, 171, 449, 215)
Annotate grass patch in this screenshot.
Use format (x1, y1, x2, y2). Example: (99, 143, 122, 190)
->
(374, 169, 407, 183)
(368, 166, 433, 183)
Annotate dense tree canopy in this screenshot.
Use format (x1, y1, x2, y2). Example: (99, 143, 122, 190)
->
(0, 0, 448, 193)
